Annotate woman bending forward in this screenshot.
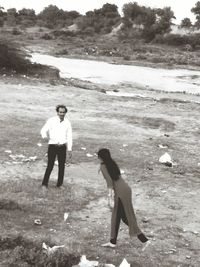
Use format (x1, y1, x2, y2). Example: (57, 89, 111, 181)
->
(98, 148, 150, 249)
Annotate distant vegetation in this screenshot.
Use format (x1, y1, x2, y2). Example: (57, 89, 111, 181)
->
(1, 1, 200, 73)
(0, 1, 200, 41)
(0, 40, 31, 72)
(0, 40, 60, 78)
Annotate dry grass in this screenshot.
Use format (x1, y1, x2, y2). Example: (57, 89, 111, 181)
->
(0, 65, 200, 266)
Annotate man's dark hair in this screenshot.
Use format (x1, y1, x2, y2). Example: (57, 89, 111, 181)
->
(56, 105, 68, 113)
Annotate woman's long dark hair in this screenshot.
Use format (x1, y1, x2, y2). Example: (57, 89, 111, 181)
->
(98, 148, 121, 181)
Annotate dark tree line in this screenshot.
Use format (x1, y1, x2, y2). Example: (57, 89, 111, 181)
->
(0, 2, 200, 41)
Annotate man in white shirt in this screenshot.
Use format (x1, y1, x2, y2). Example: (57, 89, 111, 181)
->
(41, 104, 72, 188)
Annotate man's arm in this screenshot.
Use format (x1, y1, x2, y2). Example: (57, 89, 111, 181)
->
(40, 119, 50, 139)
(66, 121, 72, 161)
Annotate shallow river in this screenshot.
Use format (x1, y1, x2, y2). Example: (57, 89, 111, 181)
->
(31, 53, 200, 95)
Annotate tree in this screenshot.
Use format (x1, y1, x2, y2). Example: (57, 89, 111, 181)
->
(77, 3, 120, 34)
(122, 2, 145, 27)
(191, 1, 200, 28)
(180, 17, 192, 28)
(0, 6, 5, 27)
(6, 8, 18, 26)
(121, 3, 174, 41)
(154, 7, 175, 34)
(37, 5, 65, 28)
(18, 8, 36, 27)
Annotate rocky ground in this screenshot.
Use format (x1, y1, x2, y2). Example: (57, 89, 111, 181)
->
(0, 71, 200, 266)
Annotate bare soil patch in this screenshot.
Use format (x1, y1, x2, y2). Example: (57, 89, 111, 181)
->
(0, 75, 200, 266)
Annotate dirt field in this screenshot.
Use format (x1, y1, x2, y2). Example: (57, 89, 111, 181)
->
(0, 72, 200, 266)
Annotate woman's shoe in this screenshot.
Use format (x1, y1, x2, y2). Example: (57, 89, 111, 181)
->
(101, 242, 116, 248)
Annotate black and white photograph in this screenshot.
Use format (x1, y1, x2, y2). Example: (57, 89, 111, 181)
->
(0, 0, 200, 266)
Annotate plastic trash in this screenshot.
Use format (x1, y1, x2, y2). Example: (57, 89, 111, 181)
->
(86, 153, 93, 157)
(159, 152, 173, 167)
(78, 255, 98, 267)
(42, 242, 65, 255)
(34, 219, 42, 225)
(64, 212, 69, 221)
(119, 258, 130, 267)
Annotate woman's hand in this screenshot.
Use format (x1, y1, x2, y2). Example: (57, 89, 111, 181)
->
(107, 188, 114, 208)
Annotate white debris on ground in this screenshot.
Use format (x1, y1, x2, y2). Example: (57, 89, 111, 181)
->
(64, 212, 69, 221)
(76, 256, 130, 267)
(6, 153, 38, 164)
(42, 242, 65, 255)
(5, 150, 12, 153)
(34, 219, 42, 225)
(119, 258, 130, 267)
(158, 144, 168, 148)
(86, 153, 93, 157)
(37, 143, 42, 147)
(78, 255, 98, 267)
(159, 152, 174, 167)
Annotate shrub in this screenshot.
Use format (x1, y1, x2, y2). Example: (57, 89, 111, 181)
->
(0, 235, 80, 267)
(154, 33, 200, 49)
(41, 33, 53, 40)
(12, 27, 22, 35)
(0, 40, 31, 73)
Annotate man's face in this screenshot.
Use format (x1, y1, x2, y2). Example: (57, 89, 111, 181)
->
(57, 107, 66, 120)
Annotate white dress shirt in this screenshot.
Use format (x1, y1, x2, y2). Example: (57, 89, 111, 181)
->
(40, 116, 72, 151)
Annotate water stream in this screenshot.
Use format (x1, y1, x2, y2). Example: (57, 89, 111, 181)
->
(31, 53, 200, 95)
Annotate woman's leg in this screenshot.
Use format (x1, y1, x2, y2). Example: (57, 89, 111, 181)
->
(110, 197, 122, 244)
(120, 194, 148, 243)
(137, 233, 149, 243)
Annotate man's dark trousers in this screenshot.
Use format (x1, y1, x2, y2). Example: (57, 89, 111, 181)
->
(42, 144, 66, 187)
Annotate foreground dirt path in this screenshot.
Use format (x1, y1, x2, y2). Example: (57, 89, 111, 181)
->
(0, 77, 200, 266)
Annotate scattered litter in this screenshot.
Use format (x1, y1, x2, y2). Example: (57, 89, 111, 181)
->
(120, 169, 125, 174)
(158, 144, 168, 148)
(119, 258, 130, 267)
(5, 150, 12, 153)
(78, 255, 98, 267)
(37, 143, 42, 147)
(164, 134, 170, 137)
(159, 152, 173, 167)
(169, 248, 177, 253)
(8, 154, 38, 163)
(29, 156, 37, 161)
(104, 264, 115, 267)
(81, 147, 86, 150)
(34, 219, 42, 225)
(186, 255, 191, 259)
(161, 190, 167, 193)
(64, 212, 69, 221)
(9, 154, 25, 160)
(86, 153, 93, 157)
(192, 230, 199, 235)
(42, 242, 65, 255)
(122, 144, 128, 147)
(49, 229, 56, 232)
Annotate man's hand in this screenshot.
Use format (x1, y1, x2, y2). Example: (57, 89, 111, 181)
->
(68, 151, 72, 159)
(107, 188, 114, 208)
(66, 151, 72, 166)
